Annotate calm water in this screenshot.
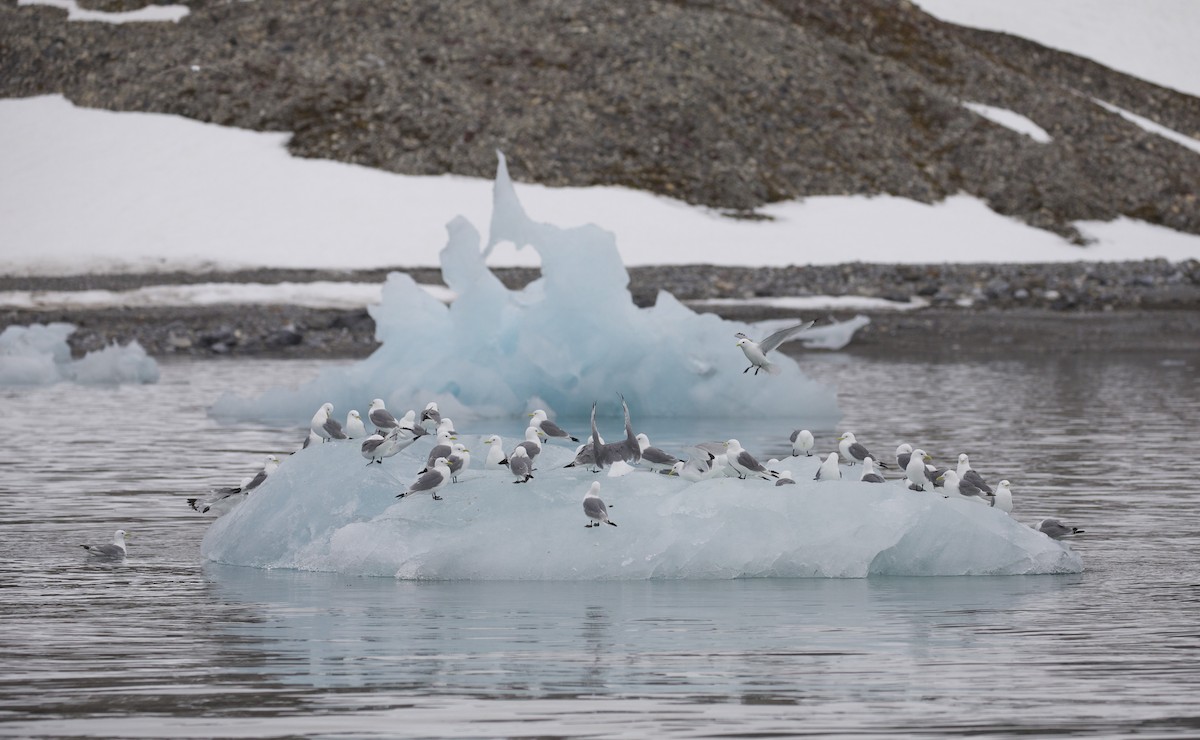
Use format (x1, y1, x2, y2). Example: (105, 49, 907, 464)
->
(1, 348, 1199, 738)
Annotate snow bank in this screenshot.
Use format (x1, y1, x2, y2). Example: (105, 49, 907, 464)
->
(209, 154, 842, 423)
(0, 322, 159, 385)
(200, 439, 1082, 579)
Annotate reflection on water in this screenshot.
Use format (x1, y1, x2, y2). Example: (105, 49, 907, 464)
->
(1, 351, 1199, 737)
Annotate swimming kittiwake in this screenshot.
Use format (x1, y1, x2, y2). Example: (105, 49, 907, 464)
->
(1037, 518, 1084, 539)
(81, 529, 128, 558)
(734, 319, 815, 376)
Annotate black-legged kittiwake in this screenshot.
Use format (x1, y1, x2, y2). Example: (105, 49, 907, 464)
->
(635, 433, 680, 474)
(905, 449, 932, 491)
(837, 432, 888, 468)
(859, 456, 885, 483)
(396, 457, 451, 500)
(815, 452, 841, 481)
(368, 398, 400, 434)
(483, 434, 507, 469)
(724, 439, 777, 480)
(81, 529, 128, 558)
(310, 402, 347, 442)
(790, 429, 814, 457)
(345, 410, 367, 439)
(508, 446, 534, 483)
(529, 409, 579, 443)
(1037, 518, 1084, 539)
(992, 480, 1014, 513)
(583, 481, 616, 527)
(446, 443, 470, 482)
(734, 319, 815, 376)
(937, 469, 992, 505)
(956, 453, 994, 494)
(895, 443, 913, 471)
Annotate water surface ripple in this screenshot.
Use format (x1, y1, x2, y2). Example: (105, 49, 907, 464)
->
(1, 351, 1198, 738)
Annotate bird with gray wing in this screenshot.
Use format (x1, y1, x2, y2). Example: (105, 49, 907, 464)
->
(734, 319, 815, 375)
(81, 529, 128, 559)
(583, 481, 616, 528)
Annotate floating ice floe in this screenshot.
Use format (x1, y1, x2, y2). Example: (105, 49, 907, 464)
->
(0, 322, 159, 386)
(200, 440, 1083, 579)
(210, 153, 846, 424)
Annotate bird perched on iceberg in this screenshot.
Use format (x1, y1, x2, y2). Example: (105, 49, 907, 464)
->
(859, 457, 885, 483)
(837, 432, 888, 468)
(956, 453, 993, 494)
(344, 410, 367, 439)
(397, 457, 451, 500)
(583, 482, 616, 528)
(189, 454, 280, 512)
(992, 480, 1014, 513)
(814, 452, 841, 481)
(905, 449, 932, 491)
(81, 529, 128, 559)
(529, 409, 579, 443)
(734, 320, 814, 375)
(724, 439, 778, 480)
(310, 402, 347, 442)
(508, 446, 534, 483)
(635, 433, 680, 474)
(790, 429, 814, 457)
(936, 470, 992, 505)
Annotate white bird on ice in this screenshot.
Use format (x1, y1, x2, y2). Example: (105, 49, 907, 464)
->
(583, 481, 616, 528)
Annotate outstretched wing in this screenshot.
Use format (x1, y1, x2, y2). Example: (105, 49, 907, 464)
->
(758, 320, 816, 354)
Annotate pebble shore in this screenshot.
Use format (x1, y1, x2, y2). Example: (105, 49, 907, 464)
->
(5, 260, 1197, 358)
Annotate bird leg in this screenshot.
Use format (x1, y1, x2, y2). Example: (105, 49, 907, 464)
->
(433, 494, 443, 501)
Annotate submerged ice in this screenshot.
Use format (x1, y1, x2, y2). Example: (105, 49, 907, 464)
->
(200, 439, 1083, 579)
(210, 153, 840, 424)
(0, 322, 158, 386)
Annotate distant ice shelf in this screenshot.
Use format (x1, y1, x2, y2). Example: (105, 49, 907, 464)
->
(0, 322, 159, 386)
(200, 439, 1083, 579)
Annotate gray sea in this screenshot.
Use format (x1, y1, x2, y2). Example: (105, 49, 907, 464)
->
(2, 346, 1198, 738)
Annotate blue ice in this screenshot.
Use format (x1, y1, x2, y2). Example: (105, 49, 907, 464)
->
(0, 322, 158, 386)
(209, 153, 840, 425)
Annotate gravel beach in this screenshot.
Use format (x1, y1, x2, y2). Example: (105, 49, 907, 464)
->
(5, 260, 1197, 358)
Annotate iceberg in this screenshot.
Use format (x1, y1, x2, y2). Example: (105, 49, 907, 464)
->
(200, 439, 1083, 578)
(209, 153, 840, 425)
(0, 322, 159, 386)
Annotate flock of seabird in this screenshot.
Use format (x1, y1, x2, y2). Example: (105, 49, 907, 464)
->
(84, 323, 1084, 558)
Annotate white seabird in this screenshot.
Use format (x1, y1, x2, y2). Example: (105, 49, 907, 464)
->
(367, 398, 400, 434)
(937, 470, 992, 505)
(895, 443, 913, 471)
(636, 433, 680, 474)
(344, 410, 367, 439)
(956, 453, 994, 494)
(814, 452, 841, 481)
(724, 439, 777, 480)
(482, 434, 507, 469)
(81, 529, 128, 558)
(583, 481, 616, 527)
(790, 429, 815, 457)
(837, 431, 888, 468)
(905, 449, 932, 491)
(529, 409, 579, 443)
(446, 443, 471, 482)
(508, 446, 534, 483)
(310, 402, 347, 442)
(734, 320, 815, 376)
(189, 454, 280, 512)
(1037, 518, 1084, 540)
(992, 480, 1014, 513)
(859, 456, 885, 483)
(396, 457, 452, 500)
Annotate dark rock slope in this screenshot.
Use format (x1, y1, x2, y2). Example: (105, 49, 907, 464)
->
(2, 0, 1197, 244)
